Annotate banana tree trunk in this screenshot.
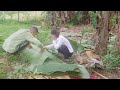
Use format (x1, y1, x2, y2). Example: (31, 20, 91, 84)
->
(95, 11, 109, 55)
(115, 11, 120, 53)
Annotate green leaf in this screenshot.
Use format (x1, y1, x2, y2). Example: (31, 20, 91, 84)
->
(81, 39, 93, 47)
(69, 39, 85, 53)
(34, 63, 80, 75)
(77, 45, 85, 53)
(76, 12, 82, 21)
(21, 42, 90, 78)
(69, 39, 78, 52)
(33, 62, 90, 78)
(77, 65, 90, 78)
(23, 48, 64, 71)
(30, 50, 52, 65)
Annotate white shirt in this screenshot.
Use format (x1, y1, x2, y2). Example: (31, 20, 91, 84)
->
(46, 35, 73, 53)
(2, 29, 42, 53)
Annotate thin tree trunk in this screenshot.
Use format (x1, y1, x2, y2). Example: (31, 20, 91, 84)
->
(115, 11, 120, 53)
(95, 11, 109, 55)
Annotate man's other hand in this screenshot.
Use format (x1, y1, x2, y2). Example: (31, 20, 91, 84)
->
(28, 44, 32, 49)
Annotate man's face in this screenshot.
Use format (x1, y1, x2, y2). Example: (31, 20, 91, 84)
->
(51, 35, 57, 40)
(31, 30, 38, 37)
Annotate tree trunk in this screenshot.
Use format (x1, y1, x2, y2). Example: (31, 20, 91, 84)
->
(82, 11, 89, 25)
(115, 11, 120, 53)
(95, 11, 109, 55)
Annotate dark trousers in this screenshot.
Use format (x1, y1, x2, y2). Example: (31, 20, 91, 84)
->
(57, 45, 73, 59)
(13, 40, 29, 55)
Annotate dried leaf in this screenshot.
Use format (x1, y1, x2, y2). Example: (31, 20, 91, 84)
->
(54, 75, 70, 79)
(33, 75, 46, 79)
(28, 76, 33, 79)
(75, 53, 88, 64)
(86, 51, 101, 60)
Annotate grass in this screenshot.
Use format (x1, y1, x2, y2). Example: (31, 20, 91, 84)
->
(0, 20, 32, 39)
(102, 34, 120, 70)
(82, 25, 95, 34)
(0, 63, 7, 79)
(102, 53, 120, 70)
(0, 19, 51, 79)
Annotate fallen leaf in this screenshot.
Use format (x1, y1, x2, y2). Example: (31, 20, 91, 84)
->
(75, 53, 88, 64)
(86, 51, 101, 61)
(28, 76, 33, 79)
(54, 75, 71, 79)
(18, 75, 24, 79)
(33, 75, 46, 79)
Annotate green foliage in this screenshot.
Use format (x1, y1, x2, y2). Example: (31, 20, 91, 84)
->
(109, 35, 116, 45)
(71, 11, 83, 25)
(0, 18, 93, 78)
(8, 55, 19, 61)
(88, 11, 97, 29)
(107, 35, 116, 54)
(106, 35, 119, 69)
(28, 49, 64, 67)
(69, 39, 85, 53)
(34, 62, 90, 78)
(81, 39, 94, 50)
(21, 43, 90, 78)
(34, 63, 80, 75)
(0, 35, 4, 42)
(82, 25, 94, 34)
(110, 14, 117, 26)
(7, 65, 30, 79)
(37, 30, 51, 45)
(103, 54, 120, 70)
(0, 43, 5, 56)
(0, 63, 7, 79)
(0, 20, 32, 41)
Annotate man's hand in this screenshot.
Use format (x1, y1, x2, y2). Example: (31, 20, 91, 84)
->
(28, 44, 32, 49)
(43, 46, 47, 49)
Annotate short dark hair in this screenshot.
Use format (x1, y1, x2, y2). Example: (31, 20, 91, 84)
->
(51, 27, 60, 37)
(30, 26, 39, 33)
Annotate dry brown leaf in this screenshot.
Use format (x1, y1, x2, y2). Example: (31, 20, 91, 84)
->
(28, 75, 70, 79)
(18, 74, 24, 79)
(75, 53, 88, 64)
(28, 76, 33, 79)
(43, 76, 50, 79)
(33, 75, 46, 79)
(86, 51, 101, 61)
(54, 75, 71, 79)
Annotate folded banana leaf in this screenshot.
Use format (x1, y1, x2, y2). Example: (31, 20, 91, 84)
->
(33, 62, 90, 78)
(22, 43, 90, 79)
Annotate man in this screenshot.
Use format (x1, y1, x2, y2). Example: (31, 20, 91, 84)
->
(2, 26, 43, 54)
(44, 27, 74, 60)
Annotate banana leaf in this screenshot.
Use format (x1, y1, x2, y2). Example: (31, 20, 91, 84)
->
(22, 43, 90, 79)
(69, 39, 85, 53)
(33, 62, 90, 78)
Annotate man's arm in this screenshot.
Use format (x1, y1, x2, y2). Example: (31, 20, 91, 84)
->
(45, 44, 54, 49)
(26, 33, 43, 48)
(52, 38, 63, 49)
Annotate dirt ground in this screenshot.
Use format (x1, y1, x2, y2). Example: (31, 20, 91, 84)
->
(91, 68, 120, 79)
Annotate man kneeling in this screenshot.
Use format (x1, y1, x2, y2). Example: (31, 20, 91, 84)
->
(2, 26, 42, 54)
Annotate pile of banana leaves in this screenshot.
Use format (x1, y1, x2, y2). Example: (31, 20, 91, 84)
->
(21, 42, 90, 79)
